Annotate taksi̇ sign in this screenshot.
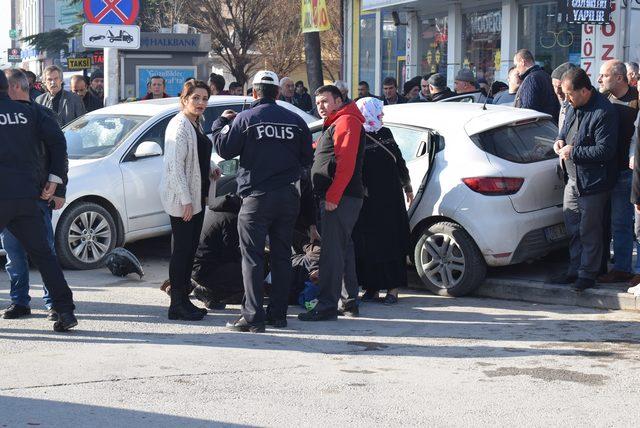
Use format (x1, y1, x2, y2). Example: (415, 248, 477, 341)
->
(84, 0, 139, 25)
(301, 0, 330, 33)
(563, 0, 612, 25)
(7, 48, 21, 63)
(67, 57, 92, 70)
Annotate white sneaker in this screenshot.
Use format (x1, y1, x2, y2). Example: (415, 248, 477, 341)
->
(627, 284, 640, 296)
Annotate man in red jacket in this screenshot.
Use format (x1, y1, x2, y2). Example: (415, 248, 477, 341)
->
(299, 85, 365, 321)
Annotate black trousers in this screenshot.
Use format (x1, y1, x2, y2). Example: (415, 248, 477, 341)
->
(237, 186, 300, 324)
(169, 211, 204, 308)
(0, 199, 74, 313)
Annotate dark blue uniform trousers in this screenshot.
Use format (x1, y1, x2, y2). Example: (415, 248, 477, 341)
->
(238, 185, 300, 324)
(0, 199, 74, 313)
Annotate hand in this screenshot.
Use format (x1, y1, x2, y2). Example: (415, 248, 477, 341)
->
(221, 110, 237, 120)
(553, 139, 566, 155)
(308, 225, 321, 242)
(182, 203, 193, 222)
(325, 201, 338, 212)
(211, 168, 222, 181)
(40, 182, 58, 200)
(636, 204, 640, 214)
(559, 144, 573, 161)
(406, 191, 414, 205)
(630, 156, 635, 170)
(52, 196, 65, 210)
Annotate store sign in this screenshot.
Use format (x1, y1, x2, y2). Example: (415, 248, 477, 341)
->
(7, 48, 21, 63)
(563, 0, 611, 25)
(67, 57, 92, 70)
(580, 0, 621, 82)
(92, 51, 104, 64)
(468, 11, 501, 35)
(301, 0, 330, 33)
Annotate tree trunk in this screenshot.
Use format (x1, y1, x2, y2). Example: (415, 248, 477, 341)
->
(304, 31, 324, 94)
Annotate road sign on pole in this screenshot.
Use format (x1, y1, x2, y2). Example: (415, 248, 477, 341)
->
(82, 23, 140, 49)
(7, 48, 21, 63)
(84, 0, 139, 25)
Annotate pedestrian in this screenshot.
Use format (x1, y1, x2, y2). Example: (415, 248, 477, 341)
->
(70, 75, 103, 112)
(298, 84, 365, 321)
(493, 67, 521, 105)
(279, 77, 296, 104)
(551, 62, 578, 130)
(228, 82, 244, 96)
(427, 73, 454, 101)
(208, 73, 228, 95)
(513, 49, 559, 121)
(294, 80, 313, 113)
(23, 70, 42, 102)
(625, 62, 639, 88)
(35, 65, 85, 127)
(211, 70, 313, 333)
(380, 77, 407, 105)
(355, 81, 375, 101)
(403, 76, 421, 101)
(1, 68, 68, 321)
(0, 70, 77, 332)
(159, 79, 217, 321)
(334, 80, 352, 104)
(352, 97, 413, 305)
(417, 73, 434, 102)
(453, 68, 486, 101)
(141, 76, 170, 100)
(89, 69, 104, 101)
(552, 67, 619, 291)
(596, 60, 639, 284)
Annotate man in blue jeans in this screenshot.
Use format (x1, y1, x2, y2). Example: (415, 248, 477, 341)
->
(1, 68, 68, 320)
(596, 60, 639, 284)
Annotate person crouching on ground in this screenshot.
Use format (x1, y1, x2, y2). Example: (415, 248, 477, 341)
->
(159, 79, 220, 320)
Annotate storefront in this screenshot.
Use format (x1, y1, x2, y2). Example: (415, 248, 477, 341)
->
(343, 0, 637, 96)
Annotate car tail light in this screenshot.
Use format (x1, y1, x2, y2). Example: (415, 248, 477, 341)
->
(462, 177, 524, 196)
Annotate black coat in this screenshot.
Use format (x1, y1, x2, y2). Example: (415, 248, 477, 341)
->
(515, 65, 559, 121)
(83, 92, 104, 112)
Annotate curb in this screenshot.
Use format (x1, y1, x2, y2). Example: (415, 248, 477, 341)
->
(408, 274, 640, 312)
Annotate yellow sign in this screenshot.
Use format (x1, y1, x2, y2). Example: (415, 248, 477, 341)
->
(494, 50, 501, 71)
(67, 57, 91, 70)
(301, 0, 331, 33)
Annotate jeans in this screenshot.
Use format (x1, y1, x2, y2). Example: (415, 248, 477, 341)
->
(0, 200, 55, 308)
(610, 170, 635, 273)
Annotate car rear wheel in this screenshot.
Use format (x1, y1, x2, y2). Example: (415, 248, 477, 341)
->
(414, 221, 486, 296)
(56, 202, 117, 270)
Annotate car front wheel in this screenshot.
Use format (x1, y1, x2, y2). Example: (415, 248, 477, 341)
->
(56, 202, 117, 270)
(414, 221, 486, 296)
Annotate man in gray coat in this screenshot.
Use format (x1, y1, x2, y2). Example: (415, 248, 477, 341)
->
(36, 65, 85, 127)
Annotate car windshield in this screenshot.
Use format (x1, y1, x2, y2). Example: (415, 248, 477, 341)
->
(64, 114, 149, 159)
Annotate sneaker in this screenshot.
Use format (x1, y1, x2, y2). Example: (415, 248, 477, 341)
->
(627, 284, 640, 296)
(627, 274, 640, 287)
(572, 277, 596, 292)
(47, 309, 58, 321)
(597, 270, 634, 284)
(226, 316, 265, 333)
(545, 273, 578, 284)
(298, 309, 338, 322)
(2, 304, 31, 319)
(337, 304, 359, 318)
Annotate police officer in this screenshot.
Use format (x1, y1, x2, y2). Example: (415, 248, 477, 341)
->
(211, 70, 313, 333)
(0, 71, 78, 332)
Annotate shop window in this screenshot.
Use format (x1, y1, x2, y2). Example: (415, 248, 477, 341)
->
(358, 12, 377, 92)
(418, 16, 448, 79)
(382, 11, 407, 86)
(518, 2, 582, 73)
(461, 10, 502, 84)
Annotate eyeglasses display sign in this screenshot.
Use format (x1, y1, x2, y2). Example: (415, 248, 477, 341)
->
(562, 0, 612, 25)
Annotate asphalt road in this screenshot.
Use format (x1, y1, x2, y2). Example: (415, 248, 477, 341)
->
(1, 237, 639, 427)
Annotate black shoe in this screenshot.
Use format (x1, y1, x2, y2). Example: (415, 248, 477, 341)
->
(53, 312, 78, 332)
(2, 304, 31, 319)
(572, 278, 596, 292)
(382, 294, 398, 305)
(298, 309, 338, 321)
(47, 309, 58, 321)
(226, 316, 265, 333)
(183, 297, 208, 316)
(546, 273, 578, 284)
(361, 291, 379, 302)
(337, 303, 359, 318)
(168, 304, 206, 321)
(266, 317, 287, 328)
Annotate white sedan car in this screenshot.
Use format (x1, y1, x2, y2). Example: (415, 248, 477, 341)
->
(51, 96, 315, 270)
(367, 103, 565, 296)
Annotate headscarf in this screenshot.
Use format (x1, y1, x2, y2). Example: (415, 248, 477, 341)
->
(356, 97, 384, 133)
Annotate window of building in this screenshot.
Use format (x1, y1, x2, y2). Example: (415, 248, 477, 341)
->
(418, 16, 448, 79)
(461, 9, 502, 84)
(382, 11, 407, 86)
(358, 12, 377, 91)
(518, 2, 582, 73)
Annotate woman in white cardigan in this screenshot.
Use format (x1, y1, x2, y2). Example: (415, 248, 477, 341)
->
(160, 80, 219, 320)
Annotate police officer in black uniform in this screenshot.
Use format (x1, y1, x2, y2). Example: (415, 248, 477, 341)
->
(0, 71, 77, 332)
(212, 70, 313, 332)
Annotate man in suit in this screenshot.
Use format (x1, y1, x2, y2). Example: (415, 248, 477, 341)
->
(36, 65, 85, 127)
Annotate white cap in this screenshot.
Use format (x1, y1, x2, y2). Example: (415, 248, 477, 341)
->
(252, 70, 280, 87)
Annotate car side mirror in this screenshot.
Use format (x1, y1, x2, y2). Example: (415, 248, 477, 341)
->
(219, 159, 239, 176)
(134, 141, 163, 159)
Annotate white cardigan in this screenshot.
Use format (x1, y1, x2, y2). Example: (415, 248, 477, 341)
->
(159, 112, 214, 218)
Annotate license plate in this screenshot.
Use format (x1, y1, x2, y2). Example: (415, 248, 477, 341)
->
(544, 223, 567, 242)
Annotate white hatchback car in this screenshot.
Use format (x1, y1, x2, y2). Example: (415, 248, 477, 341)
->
(376, 103, 566, 296)
(49, 96, 316, 270)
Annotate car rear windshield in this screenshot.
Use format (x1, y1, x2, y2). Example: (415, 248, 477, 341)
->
(470, 119, 558, 163)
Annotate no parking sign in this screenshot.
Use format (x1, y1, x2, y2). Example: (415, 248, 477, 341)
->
(84, 0, 139, 25)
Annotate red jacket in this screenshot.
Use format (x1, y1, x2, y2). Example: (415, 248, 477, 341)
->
(311, 101, 365, 205)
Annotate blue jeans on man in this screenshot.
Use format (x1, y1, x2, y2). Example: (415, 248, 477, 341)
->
(0, 200, 55, 309)
(610, 170, 635, 273)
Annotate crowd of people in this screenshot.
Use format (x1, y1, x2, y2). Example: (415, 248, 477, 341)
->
(2, 48, 640, 333)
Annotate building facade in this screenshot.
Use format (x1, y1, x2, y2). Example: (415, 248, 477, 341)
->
(342, 0, 640, 95)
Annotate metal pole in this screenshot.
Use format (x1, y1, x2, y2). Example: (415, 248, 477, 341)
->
(104, 47, 119, 106)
